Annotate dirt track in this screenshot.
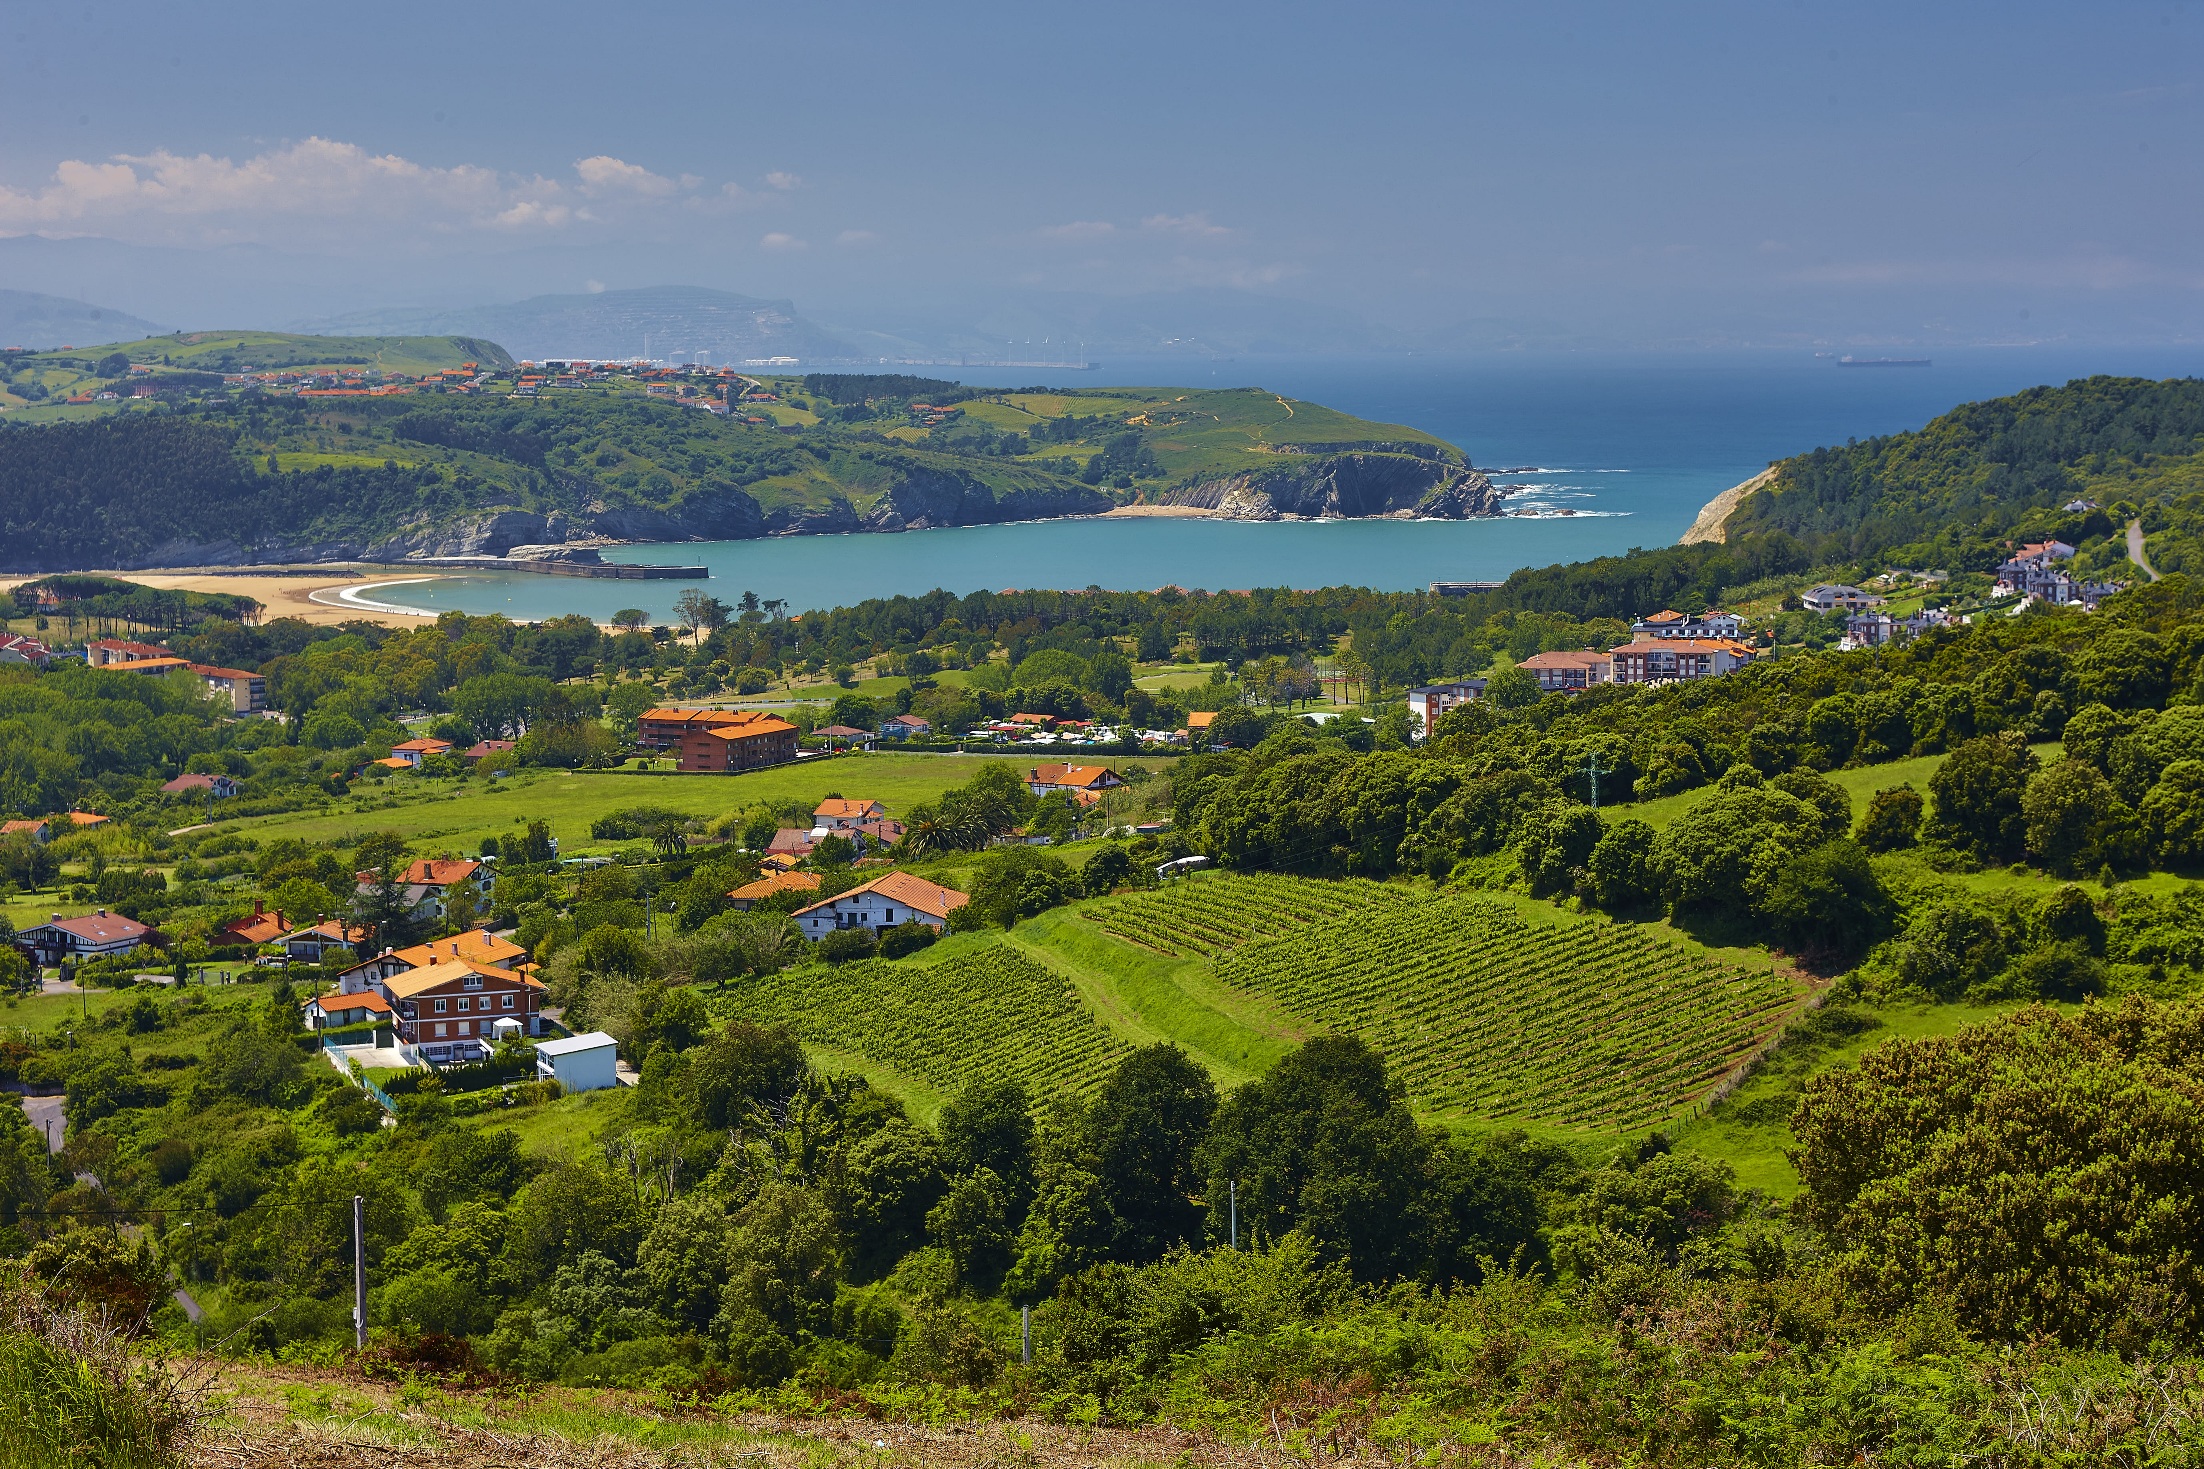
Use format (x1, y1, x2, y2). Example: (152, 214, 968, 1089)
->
(187, 1364, 1351, 1469)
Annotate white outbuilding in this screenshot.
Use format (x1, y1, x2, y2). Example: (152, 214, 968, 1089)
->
(534, 1031, 619, 1093)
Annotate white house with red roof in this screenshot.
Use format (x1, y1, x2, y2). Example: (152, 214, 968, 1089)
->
(389, 737, 454, 767)
(1026, 764, 1124, 799)
(814, 798, 887, 831)
(21, 910, 152, 966)
(792, 871, 969, 939)
(354, 857, 493, 920)
(161, 772, 240, 799)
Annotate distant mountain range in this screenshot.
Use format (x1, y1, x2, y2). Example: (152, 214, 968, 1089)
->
(10, 280, 1463, 364)
(294, 285, 857, 364)
(0, 290, 168, 351)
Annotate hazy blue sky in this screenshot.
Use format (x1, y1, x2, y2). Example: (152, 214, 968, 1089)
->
(2, 1, 2199, 347)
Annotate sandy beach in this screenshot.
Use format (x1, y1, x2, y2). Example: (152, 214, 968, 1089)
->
(0, 567, 449, 628)
(1097, 503, 1219, 519)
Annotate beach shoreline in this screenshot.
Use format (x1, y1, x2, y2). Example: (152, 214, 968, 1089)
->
(0, 566, 454, 629)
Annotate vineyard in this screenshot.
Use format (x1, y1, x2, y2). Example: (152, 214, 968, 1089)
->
(711, 942, 1129, 1102)
(1083, 872, 1425, 956)
(1084, 875, 1806, 1131)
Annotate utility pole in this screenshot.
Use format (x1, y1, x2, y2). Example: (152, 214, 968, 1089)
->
(1583, 752, 1617, 810)
(1229, 1179, 1238, 1249)
(1021, 1305, 1031, 1365)
(352, 1195, 367, 1352)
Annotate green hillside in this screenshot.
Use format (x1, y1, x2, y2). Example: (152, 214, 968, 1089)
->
(2, 329, 512, 397)
(713, 873, 1809, 1140)
(1719, 373, 2204, 578)
(0, 361, 1479, 570)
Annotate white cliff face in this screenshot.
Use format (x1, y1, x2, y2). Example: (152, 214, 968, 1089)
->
(1159, 453, 1502, 521)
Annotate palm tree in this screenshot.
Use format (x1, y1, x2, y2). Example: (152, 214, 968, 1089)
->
(649, 815, 690, 860)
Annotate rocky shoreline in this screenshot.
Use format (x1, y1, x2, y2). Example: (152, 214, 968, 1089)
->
(76, 454, 1506, 571)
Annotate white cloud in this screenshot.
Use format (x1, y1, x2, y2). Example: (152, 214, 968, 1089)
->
(760, 232, 806, 251)
(1141, 212, 1230, 237)
(766, 171, 803, 191)
(585, 279, 607, 293)
(1038, 220, 1116, 241)
(0, 137, 706, 248)
(574, 155, 679, 197)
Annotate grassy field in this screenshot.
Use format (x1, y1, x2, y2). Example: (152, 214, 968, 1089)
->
(210, 751, 1042, 857)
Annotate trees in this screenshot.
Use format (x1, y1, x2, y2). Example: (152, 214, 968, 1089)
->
(2141, 759, 2204, 867)
(1928, 733, 2038, 861)
(1514, 801, 1603, 898)
(1087, 1044, 1216, 1261)
(1586, 818, 1658, 911)
(451, 672, 556, 741)
(2023, 759, 2141, 876)
(1855, 786, 1924, 852)
(1759, 839, 1893, 961)
(673, 590, 730, 645)
(1793, 999, 2204, 1346)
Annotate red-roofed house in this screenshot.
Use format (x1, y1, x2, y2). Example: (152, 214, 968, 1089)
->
(389, 737, 454, 767)
(280, 920, 373, 964)
(190, 663, 267, 713)
(814, 798, 887, 831)
(1, 819, 50, 844)
(462, 740, 517, 763)
(727, 870, 822, 910)
(638, 707, 747, 750)
(22, 910, 152, 966)
(162, 772, 240, 799)
(1026, 764, 1124, 797)
(678, 711, 799, 772)
(1517, 649, 1614, 692)
(791, 871, 969, 939)
(218, 903, 289, 948)
(1608, 638, 1757, 684)
(303, 989, 392, 1030)
(355, 858, 493, 920)
(86, 638, 172, 666)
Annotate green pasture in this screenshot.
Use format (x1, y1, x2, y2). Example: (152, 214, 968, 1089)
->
(214, 751, 1037, 855)
(9, 330, 507, 378)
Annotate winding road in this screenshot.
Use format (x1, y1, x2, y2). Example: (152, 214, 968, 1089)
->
(2129, 518, 2160, 581)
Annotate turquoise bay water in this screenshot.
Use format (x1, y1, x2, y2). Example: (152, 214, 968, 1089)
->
(363, 346, 2204, 623)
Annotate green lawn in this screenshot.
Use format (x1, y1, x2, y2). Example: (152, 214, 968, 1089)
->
(215, 751, 1053, 856)
(1607, 744, 2063, 833)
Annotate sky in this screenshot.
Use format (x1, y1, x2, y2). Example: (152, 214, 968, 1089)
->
(1, 0, 2200, 349)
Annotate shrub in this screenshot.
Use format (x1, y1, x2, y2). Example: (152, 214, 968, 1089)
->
(0, 1277, 201, 1468)
(817, 927, 878, 964)
(877, 921, 938, 960)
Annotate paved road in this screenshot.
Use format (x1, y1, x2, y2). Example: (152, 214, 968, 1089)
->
(21, 1094, 64, 1154)
(19, 1093, 206, 1322)
(2130, 518, 2161, 581)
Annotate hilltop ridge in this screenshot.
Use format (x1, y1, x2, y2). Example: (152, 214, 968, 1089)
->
(0, 359, 1497, 571)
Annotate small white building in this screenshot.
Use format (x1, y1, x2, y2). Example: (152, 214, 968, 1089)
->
(1406, 679, 1487, 735)
(1156, 855, 1213, 880)
(791, 870, 968, 939)
(535, 1032, 620, 1093)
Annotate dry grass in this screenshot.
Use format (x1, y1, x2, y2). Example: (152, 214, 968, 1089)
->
(189, 1362, 1373, 1469)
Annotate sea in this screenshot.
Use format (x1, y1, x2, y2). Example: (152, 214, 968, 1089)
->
(355, 347, 2204, 623)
